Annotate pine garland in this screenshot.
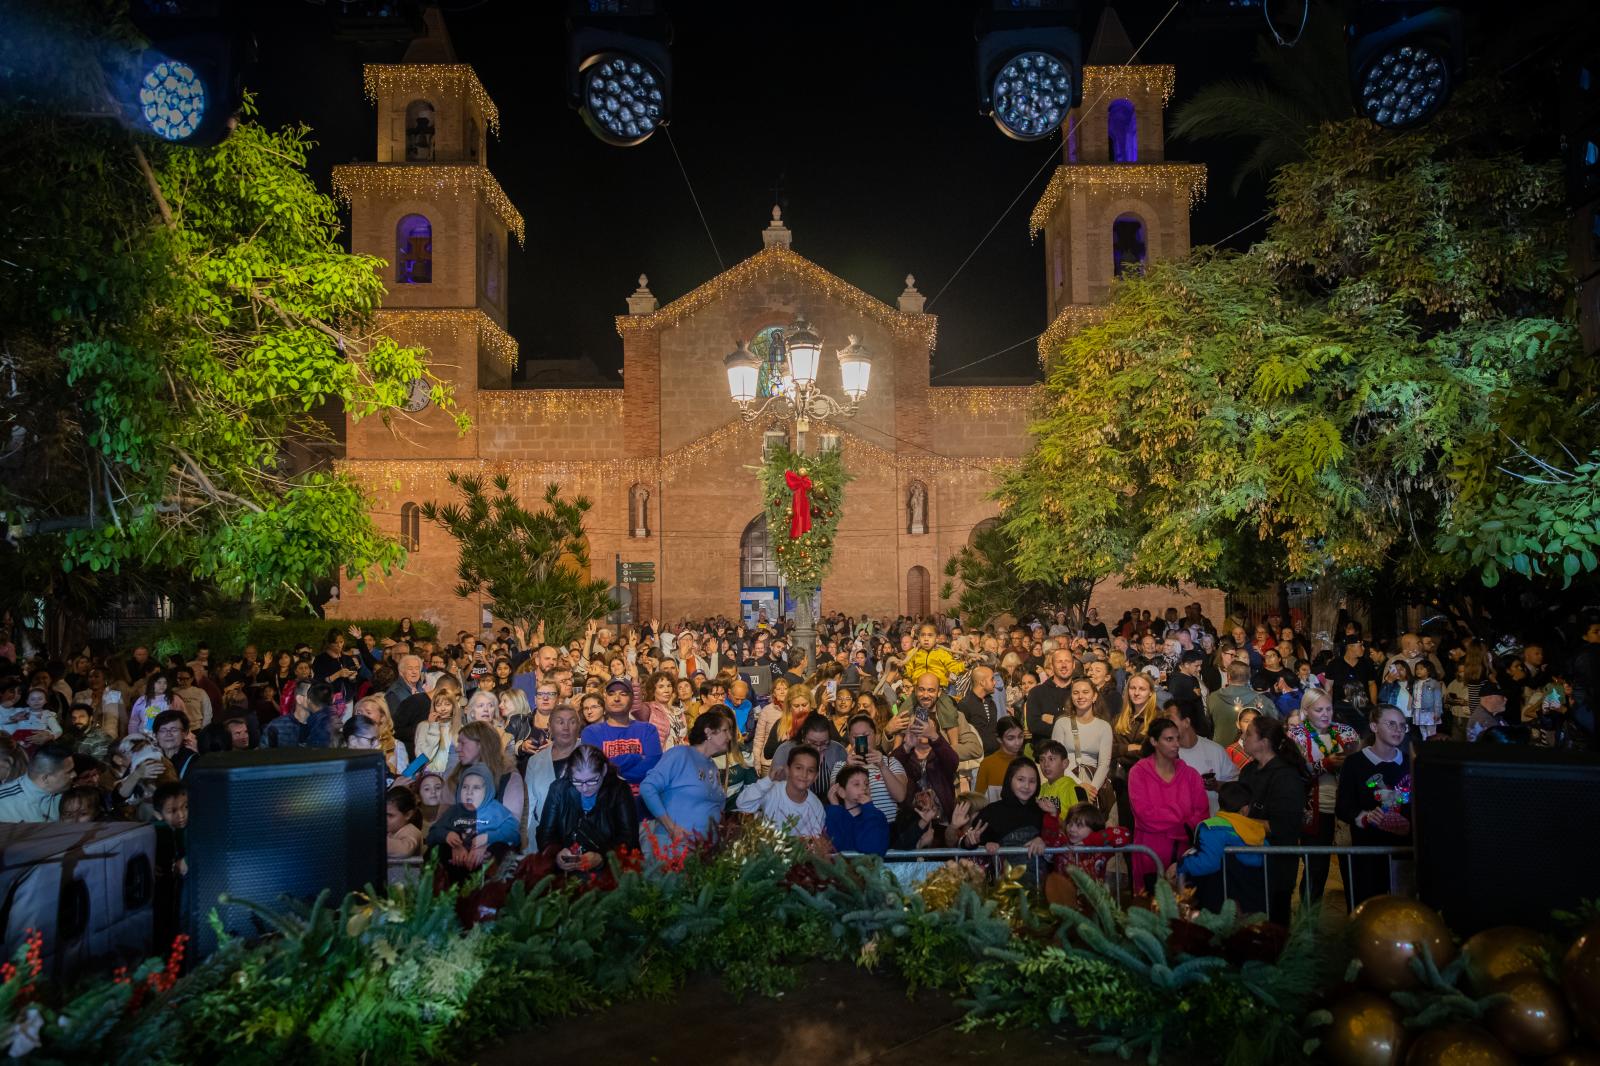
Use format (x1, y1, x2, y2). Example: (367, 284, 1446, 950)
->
(757, 441, 852, 593)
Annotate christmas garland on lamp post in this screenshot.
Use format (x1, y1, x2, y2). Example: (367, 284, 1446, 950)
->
(758, 441, 852, 592)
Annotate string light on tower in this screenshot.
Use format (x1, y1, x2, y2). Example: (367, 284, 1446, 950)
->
(362, 65, 501, 134)
(331, 164, 526, 244)
(1029, 163, 1207, 236)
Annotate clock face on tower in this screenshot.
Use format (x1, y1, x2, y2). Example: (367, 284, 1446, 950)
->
(403, 377, 431, 413)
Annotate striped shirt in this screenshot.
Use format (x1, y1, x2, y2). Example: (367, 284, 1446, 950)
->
(0, 775, 60, 823)
(832, 755, 906, 820)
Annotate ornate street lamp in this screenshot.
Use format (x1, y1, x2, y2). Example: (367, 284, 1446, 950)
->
(725, 314, 872, 432)
(724, 315, 872, 659)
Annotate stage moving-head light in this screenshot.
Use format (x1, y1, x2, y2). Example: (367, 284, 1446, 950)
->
(566, 3, 672, 148)
(975, 1, 1082, 143)
(1348, 3, 1463, 130)
(129, 1, 246, 147)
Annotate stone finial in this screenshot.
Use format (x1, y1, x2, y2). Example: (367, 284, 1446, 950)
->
(627, 273, 657, 315)
(898, 273, 925, 314)
(762, 204, 792, 249)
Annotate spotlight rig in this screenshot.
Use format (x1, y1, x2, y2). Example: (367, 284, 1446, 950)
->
(566, 0, 672, 148)
(974, 0, 1083, 142)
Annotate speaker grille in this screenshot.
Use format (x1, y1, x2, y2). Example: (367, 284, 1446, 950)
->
(1413, 743, 1600, 934)
(186, 750, 386, 957)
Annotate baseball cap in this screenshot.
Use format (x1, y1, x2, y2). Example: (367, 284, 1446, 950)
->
(605, 678, 633, 694)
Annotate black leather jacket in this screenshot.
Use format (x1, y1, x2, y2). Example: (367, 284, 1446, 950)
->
(535, 775, 640, 856)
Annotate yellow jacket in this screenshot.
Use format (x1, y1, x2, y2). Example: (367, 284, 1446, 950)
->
(904, 647, 966, 688)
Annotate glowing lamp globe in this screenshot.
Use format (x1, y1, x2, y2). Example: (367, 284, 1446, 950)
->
(786, 314, 822, 388)
(724, 341, 759, 405)
(139, 59, 207, 142)
(836, 335, 872, 402)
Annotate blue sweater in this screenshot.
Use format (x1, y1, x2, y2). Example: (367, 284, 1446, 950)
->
(824, 802, 890, 856)
(640, 745, 724, 839)
(581, 719, 663, 785)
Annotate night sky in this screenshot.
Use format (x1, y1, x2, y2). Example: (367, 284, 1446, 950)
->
(250, 1, 1273, 383)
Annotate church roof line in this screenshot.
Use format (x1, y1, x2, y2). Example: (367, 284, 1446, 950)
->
(331, 163, 525, 244)
(363, 64, 500, 134)
(614, 244, 938, 347)
(1029, 163, 1207, 235)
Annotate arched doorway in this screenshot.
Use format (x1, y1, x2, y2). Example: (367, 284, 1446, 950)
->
(906, 565, 931, 620)
(1112, 214, 1147, 278)
(740, 514, 782, 589)
(969, 517, 1001, 546)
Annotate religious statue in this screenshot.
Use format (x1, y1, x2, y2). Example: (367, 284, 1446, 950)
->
(631, 485, 650, 538)
(907, 481, 927, 535)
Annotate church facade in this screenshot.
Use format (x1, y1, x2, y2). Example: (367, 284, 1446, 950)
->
(329, 13, 1219, 636)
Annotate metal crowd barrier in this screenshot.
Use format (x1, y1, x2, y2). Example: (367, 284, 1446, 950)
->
(389, 843, 1172, 896)
(858, 844, 1165, 898)
(1220, 844, 1416, 907)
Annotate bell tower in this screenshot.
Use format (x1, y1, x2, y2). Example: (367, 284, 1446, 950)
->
(332, 7, 522, 460)
(1032, 7, 1206, 361)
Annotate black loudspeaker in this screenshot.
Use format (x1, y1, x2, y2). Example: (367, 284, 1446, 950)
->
(0, 822, 155, 982)
(1412, 743, 1600, 935)
(186, 748, 386, 958)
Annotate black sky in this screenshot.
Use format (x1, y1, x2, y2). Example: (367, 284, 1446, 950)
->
(250, 1, 1275, 383)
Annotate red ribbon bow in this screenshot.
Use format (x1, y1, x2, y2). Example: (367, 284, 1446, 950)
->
(784, 469, 813, 539)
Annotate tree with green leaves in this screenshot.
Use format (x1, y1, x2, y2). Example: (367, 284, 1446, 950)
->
(0, 1, 462, 636)
(1005, 79, 1597, 597)
(420, 476, 615, 646)
(941, 523, 1095, 626)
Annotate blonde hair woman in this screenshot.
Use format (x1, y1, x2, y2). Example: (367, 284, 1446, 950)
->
(353, 695, 409, 775)
(1110, 672, 1162, 827)
(1113, 672, 1161, 739)
(413, 689, 461, 772)
(751, 689, 805, 777)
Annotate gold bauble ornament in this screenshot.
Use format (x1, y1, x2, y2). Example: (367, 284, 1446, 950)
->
(1463, 927, 1560, 996)
(1563, 921, 1600, 1043)
(1352, 895, 1457, 991)
(1325, 991, 1406, 1066)
(1487, 972, 1572, 1057)
(1402, 1024, 1514, 1066)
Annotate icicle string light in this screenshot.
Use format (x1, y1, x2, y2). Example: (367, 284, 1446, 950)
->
(375, 309, 518, 370)
(615, 245, 938, 347)
(339, 416, 1014, 495)
(1029, 163, 1207, 235)
(1080, 65, 1176, 108)
(927, 386, 1039, 418)
(476, 390, 624, 419)
(331, 164, 526, 244)
(362, 64, 500, 134)
(1037, 304, 1110, 363)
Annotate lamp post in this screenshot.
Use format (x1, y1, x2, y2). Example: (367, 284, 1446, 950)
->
(725, 314, 872, 661)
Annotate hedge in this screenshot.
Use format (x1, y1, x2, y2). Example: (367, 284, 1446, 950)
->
(137, 617, 438, 660)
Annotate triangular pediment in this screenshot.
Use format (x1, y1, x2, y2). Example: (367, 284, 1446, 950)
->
(615, 244, 936, 346)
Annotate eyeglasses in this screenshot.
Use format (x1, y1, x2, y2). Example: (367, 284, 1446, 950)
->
(536, 690, 558, 698)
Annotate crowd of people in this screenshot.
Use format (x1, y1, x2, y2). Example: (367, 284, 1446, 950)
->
(1, 599, 1596, 923)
